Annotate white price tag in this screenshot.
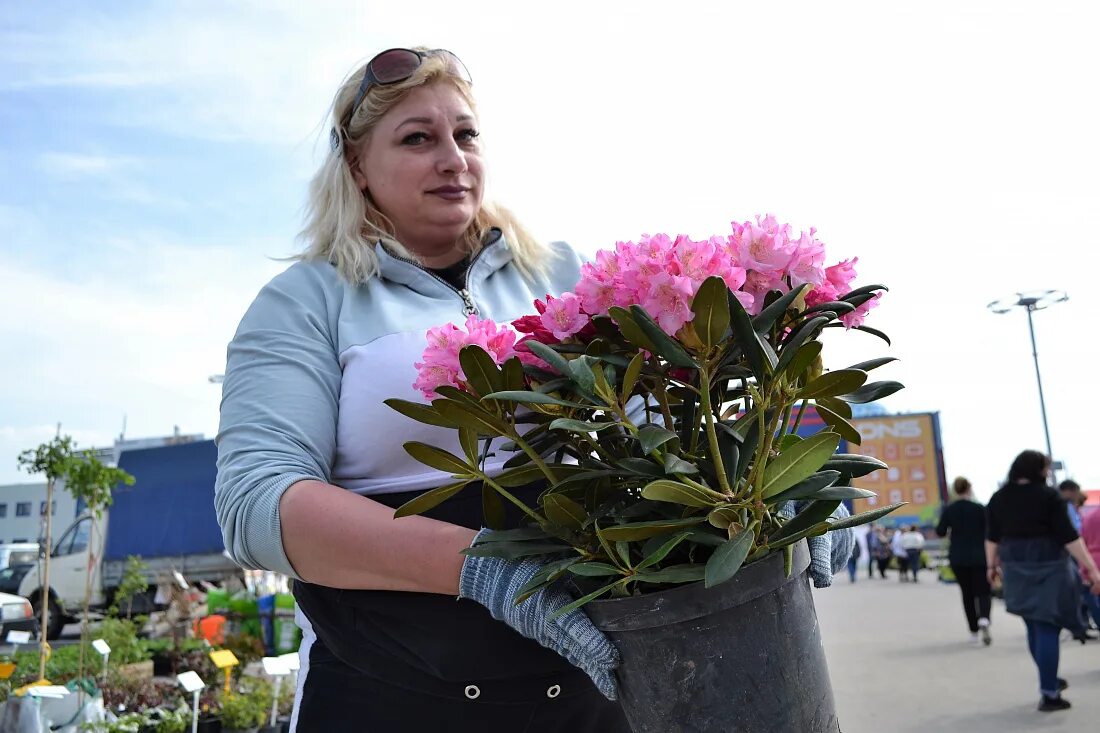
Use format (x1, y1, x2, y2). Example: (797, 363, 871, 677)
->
(262, 656, 290, 676)
(27, 686, 71, 699)
(177, 671, 206, 693)
(92, 639, 111, 655)
(277, 652, 300, 671)
(173, 570, 189, 590)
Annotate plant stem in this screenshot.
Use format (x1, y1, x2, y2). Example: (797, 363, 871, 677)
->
(479, 475, 546, 525)
(776, 395, 795, 444)
(652, 380, 676, 432)
(507, 419, 559, 484)
(791, 399, 809, 435)
(698, 366, 733, 496)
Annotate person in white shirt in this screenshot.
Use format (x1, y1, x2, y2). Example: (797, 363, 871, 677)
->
(901, 526, 927, 581)
(891, 527, 909, 582)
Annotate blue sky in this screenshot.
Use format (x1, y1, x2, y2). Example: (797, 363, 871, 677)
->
(3, 1, 1099, 497)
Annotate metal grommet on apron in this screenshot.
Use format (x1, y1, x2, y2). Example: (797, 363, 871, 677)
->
(547, 684, 561, 699)
(464, 685, 481, 700)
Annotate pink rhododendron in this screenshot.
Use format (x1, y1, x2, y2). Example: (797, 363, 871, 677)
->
(730, 215, 796, 274)
(414, 316, 520, 399)
(825, 258, 859, 295)
(787, 229, 827, 289)
(638, 270, 696, 336)
(841, 292, 882, 329)
(742, 270, 787, 315)
(540, 293, 588, 340)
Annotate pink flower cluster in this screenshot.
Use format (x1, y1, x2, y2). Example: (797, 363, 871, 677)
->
(413, 316, 519, 399)
(413, 215, 880, 398)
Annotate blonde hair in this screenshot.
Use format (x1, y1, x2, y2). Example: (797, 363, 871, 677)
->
(298, 52, 552, 284)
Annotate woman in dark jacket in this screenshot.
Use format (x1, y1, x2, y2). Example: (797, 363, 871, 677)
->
(986, 451, 1100, 712)
(936, 477, 992, 645)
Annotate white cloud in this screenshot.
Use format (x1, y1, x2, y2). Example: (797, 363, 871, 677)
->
(37, 152, 139, 179)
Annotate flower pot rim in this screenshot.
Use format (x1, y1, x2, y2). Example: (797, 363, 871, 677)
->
(585, 539, 811, 632)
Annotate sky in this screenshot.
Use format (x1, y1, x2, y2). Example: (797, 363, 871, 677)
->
(2, 1, 1099, 500)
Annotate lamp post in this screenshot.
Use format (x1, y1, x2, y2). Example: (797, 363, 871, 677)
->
(987, 290, 1068, 476)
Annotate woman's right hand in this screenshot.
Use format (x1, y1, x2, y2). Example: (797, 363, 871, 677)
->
(986, 565, 1001, 587)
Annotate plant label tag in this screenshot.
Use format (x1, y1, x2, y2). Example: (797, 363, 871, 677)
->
(92, 639, 111, 656)
(27, 685, 71, 698)
(262, 656, 290, 676)
(209, 649, 239, 669)
(173, 570, 189, 590)
(6, 631, 31, 644)
(177, 671, 206, 692)
(0, 662, 15, 680)
(277, 652, 301, 671)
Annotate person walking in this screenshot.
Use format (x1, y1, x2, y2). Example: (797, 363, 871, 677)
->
(1059, 480, 1095, 639)
(1079, 497, 1100, 631)
(986, 451, 1100, 712)
(847, 538, 862, 583)
(901, 525, 925, 581)
(891, 526, 909, 582)
(872, 526, 891, 579)
(867, 525, 882, 579)
(936, 477, 992, 645)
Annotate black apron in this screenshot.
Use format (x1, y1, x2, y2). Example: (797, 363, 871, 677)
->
(292, 482, 629, 732)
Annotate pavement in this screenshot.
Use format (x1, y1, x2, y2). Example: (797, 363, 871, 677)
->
(814, 567, 1100, 733)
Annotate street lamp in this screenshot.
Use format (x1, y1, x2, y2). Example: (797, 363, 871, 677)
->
(987, 290, 1068, 475)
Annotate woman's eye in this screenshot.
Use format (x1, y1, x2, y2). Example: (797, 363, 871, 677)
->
(401, 132, 429, 145)
(457, 128, 480, 143)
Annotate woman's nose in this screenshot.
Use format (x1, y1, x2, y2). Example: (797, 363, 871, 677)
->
(436, 137, 469, 175)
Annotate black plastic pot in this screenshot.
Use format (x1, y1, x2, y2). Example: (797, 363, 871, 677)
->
(585, 540, 839, 733)
(196, 716, 223, 733)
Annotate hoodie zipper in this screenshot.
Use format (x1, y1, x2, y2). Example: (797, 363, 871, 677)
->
(387, 245, 492, 317)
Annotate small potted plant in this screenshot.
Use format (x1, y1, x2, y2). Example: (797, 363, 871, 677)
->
(392, 215, 905, 732)
(216, 682, 269, 733)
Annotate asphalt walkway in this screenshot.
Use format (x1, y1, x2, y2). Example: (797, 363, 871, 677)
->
(814, 569, 1099, 732)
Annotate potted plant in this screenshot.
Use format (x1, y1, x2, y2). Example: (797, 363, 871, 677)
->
(389, 216, 904, 732)
(216, 681, 269, 733)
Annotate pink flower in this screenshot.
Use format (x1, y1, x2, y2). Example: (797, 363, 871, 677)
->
(413, 316, 521, 399)
(539, 293, 589, 340)
(741, 270, 787, 316)
(841, 292, 882, 329)
(730, 215, 796, 273)
(787, 229, 826, 288)
(412, 362, 461, 400)
(574, 263, 617, 316)
(825, 258, 859, 296)
(638, 270, 695, 336)
(804, 280, 840, 309)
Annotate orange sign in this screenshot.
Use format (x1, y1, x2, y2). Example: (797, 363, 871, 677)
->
(847, 413, 946, 528)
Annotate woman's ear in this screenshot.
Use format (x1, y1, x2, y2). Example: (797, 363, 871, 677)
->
(346, 145, 368, 192)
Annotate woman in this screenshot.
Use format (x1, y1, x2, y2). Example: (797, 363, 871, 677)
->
(872, 525, 891, 579)
(214, 48, 850, 731)
(936, 477, 992, 645)
(986, 450, 1100, 713)
(215, 48, 626, 732)
(901, 525, 925, 581)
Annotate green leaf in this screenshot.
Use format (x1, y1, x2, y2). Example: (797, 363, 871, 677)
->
(458, 426, 479, 463)
(663, 454, 699, 475)
(634, 564, 707, 584)
(729, 290, 771, 380)
(636, 531, 693, 570)
(767, 521, 832, 551)
(483, 485, 506, 529)
(816, 396, 852, 419)
(704, 527, 755, 588)
(629, 306, 697, 367)
(515, 557, 579, 603)
(854, 325, 892, 345)
(501, 356, 527, 391)
(778, 434, 803, 451)
(822, 453, 889, 478)
(403, 442, 475, 475)
(459, 345, 503, 397)
(608, 307, 657, 353)
(638, 424, 678, 455)
(779, 341, 822, 383)
(474, 527, 551, 543)
(841, 283, 888, 300)
(524, 341, 573, 379)
(567, 356, 598, 396)
(761, 432, 841, 498)
(493, 464, 550, 488)
(616, 457, 665, 477)
(707, 505, 741, 530)
(568, 562, 624, 577)
(838, 381, 905, 404)
(803, 300, 856, 317)
(483, 391, 589, 409)
(434, 400, 511, 436)
(751, 283, 810, 334)
(692, 276, 731, 348)
(642, 479, 725, 508)
(769, 500, 842, 543)
(798, 369, 868, 400)
(383, 398, 457, 429)
(776, 315, 830, 374)
(463, 541, 572, 560)
(815, 403, 861, 445)
(826, 502, 907, 531)
(598, 517, 705, 542)
(847, 357, 898, 372)
(548, 578, 628, 619)
(393, 480, 471, 518)
(543, 493, 587, 530)
(549, 418, 617, 433)
(621, 353, 645, 403)
(812, 486, 878, 501)
(765, 470, 842, 505)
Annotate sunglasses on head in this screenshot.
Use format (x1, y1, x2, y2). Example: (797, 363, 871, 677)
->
(330, 48, 472, 152)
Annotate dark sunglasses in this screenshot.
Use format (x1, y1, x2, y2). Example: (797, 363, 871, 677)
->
(330, 48, 472, 152)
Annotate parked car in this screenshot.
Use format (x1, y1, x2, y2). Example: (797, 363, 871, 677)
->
(0, 543, 40, 569)
(0, 563, 33, 594)
(0, 590, 35, 637)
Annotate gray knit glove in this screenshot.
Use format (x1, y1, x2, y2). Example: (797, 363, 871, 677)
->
(458, 529, 620, 700)
(779, 502, 854, 588)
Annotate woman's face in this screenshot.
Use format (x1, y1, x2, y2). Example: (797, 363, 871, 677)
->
(352, 82, 484, 266)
